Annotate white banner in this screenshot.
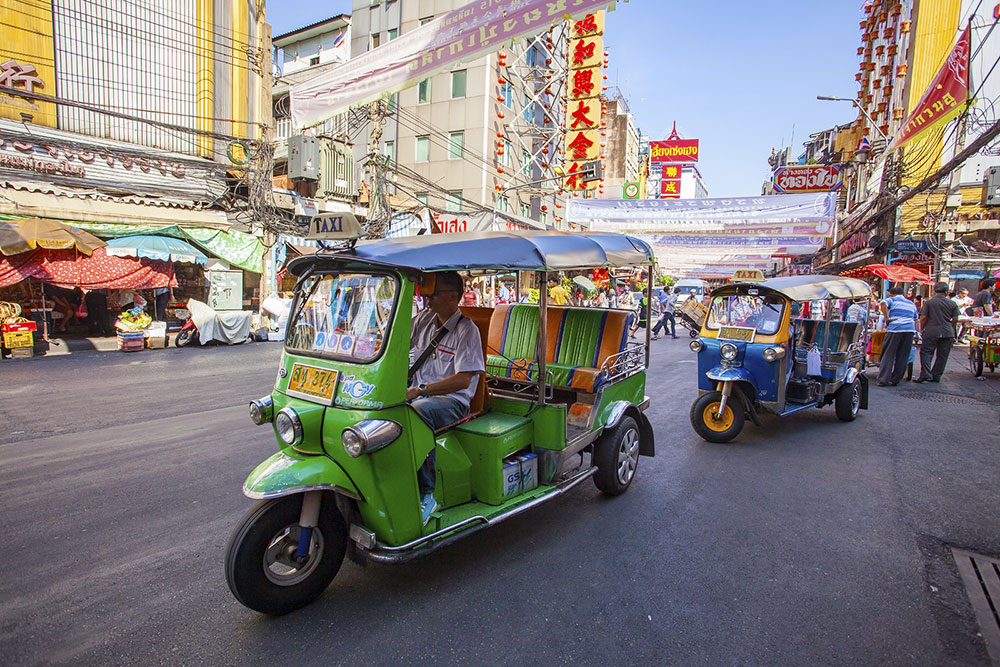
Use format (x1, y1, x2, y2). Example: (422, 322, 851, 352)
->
(291, 0, 618, 129)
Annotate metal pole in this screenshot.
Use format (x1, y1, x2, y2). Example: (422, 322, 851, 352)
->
(645, 266, 653, 368)
(538, 270, 548, 404)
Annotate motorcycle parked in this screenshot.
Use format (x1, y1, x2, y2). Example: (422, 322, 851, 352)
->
(175, 298, 253, 347)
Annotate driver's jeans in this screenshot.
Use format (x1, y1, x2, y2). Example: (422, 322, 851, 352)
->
(411, 395, 468, 495)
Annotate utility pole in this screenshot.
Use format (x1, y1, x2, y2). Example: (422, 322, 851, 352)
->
(366, 99, 389, 238)
(259, 22, 276, 301)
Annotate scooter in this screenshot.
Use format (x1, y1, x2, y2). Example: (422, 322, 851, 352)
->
(174, 298, 253, 347)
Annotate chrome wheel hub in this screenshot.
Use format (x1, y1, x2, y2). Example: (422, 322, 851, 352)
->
(263, 525, 324, 586)
(616, 428, 640, 485)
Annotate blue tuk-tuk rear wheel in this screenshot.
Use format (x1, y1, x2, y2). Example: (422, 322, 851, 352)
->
(835, 378, 862, 422)
(225, 493, 347, 615)
(690, 391, 744, 443)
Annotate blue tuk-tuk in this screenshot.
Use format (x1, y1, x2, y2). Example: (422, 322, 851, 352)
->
(689, 275, 873, 443)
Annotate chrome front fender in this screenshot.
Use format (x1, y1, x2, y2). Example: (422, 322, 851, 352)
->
(705, 366, 758, 391)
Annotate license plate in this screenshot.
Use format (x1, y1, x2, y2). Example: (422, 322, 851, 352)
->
(286, 363, 339, 404)
(718, 326, 755, 342)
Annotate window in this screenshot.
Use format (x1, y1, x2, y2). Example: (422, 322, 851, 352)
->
(499, 140, 511, 167)
(384, 140, 394, 162)
(525, 44, 537, 67)
(520, 203, 531, 218)
(420, 16, 434, 25)
(501, 81, 513, 107)
(451, 70, 467, 98)
(388, 28, 398, 40)
(309, 56, 319, 66)
(371, 33, 380, 49)
(448, 131, 464, 160)
(446, 190, 462, 212)
(706, 295, 786, 336)
(522, 150, 531, 176)
(387, 93, 397, 111)
(523, 97, 534, 123)
(285, 273, 397, 363)
(415, 136, 430, 162)
(540, 211, 547, 226)
(418, 78, 431, 104)
(496, 194, 509, 213)
(415, 193, 428, 206)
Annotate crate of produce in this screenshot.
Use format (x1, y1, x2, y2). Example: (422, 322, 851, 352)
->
(3, 330, 34, 348)
(117, 332, 145, 352)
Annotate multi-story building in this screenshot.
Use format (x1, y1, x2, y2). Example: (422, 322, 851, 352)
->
(600, 95, 639, 199)
(0, 0, 271, 296)
(347, 0, 564, 229)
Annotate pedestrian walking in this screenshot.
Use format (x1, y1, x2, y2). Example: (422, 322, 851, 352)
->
(969, 278, 996, 315)
(877, 286, 918, 386)
(652, 287, 679, 338)
(914, 282, 960, 383)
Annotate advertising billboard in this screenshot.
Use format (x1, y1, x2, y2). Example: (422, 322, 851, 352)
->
(650, 139, 699, 163)
(771, 165, 844, 194)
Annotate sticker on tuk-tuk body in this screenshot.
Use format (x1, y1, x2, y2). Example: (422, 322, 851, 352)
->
(354, 335, 376, 357)
(718, 326, 756, 343)
(286, 363, 340, 404)
(339, 335, 356, 355)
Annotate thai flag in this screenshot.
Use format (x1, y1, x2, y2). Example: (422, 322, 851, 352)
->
(333, 31, 344, 49)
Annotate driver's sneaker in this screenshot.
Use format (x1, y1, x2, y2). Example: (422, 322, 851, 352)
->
(420, 493, 438, 526)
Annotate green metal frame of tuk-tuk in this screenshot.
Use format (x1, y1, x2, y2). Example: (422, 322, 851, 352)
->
(225, 230, 657, 615)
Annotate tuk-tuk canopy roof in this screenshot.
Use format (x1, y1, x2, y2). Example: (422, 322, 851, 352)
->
(717, 275, 872, 301)
(287, 230, 655, 275)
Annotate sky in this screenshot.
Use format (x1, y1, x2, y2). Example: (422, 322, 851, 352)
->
(266, 1, 864, 198)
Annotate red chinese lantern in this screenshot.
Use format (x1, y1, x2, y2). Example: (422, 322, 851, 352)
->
(497, 166, 504, 174)
(497, 111, 505, 119)
(497, 132, 504, 139)
(498, 77, 505, 85)
(497, 95, 504, 102)
(541, 205, 547, 211)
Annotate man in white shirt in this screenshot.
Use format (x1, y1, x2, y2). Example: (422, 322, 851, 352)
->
(407, 271, 485, 523)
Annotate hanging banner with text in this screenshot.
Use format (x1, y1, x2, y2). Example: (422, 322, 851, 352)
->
(291, 0, 618, 129)
(887, 25, 970, 154)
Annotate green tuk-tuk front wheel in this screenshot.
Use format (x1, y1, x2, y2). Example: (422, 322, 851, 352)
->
(225, 494, 347, 615)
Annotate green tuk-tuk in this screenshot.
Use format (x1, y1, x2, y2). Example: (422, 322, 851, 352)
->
(225, 229, 657, 614)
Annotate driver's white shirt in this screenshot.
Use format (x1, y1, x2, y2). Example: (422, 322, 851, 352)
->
(410, 309, 485, 408)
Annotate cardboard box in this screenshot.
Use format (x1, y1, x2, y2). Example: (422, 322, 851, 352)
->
(517, 453, 538, 493)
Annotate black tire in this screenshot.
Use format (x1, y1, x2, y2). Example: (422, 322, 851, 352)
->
(835, 378, 862, 422)
(593, 416, 640, 496)
(690, 391, 745, 443)
(175, 328, 197, 347)
(970, 347, 984, 377)
(225, 494, 347, 615)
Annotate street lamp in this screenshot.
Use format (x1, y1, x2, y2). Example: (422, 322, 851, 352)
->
(816, 95, 888, 142)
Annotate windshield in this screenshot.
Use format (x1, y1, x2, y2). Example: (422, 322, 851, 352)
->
(706, 294, 785, 335)
(286, 272, 397, 361)
(675, 286, 702, 295)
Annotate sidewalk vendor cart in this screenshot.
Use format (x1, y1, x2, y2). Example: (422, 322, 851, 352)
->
(966, 317, 1000, 376)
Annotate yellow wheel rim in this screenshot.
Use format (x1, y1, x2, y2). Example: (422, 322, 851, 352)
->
(702, 402, 735, 432)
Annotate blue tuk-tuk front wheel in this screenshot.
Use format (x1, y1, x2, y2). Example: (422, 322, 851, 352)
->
(690, 391, 745, 443)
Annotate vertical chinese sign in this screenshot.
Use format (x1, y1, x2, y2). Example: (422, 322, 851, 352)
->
(0, 3, 58, 127)
(563, 10, 604, 194)
(660, 164, 682, 199)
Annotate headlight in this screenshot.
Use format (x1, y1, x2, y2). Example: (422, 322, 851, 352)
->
(342, 419, 402, 457)
(763, 346, 786, 362)
(689, 339, 704, 352)
(274, 407, 303, 446)
(720, 343, 739, 361)
(249, 396, 274, 425)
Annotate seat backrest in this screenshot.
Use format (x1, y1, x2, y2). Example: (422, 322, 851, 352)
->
(488, 303, 540, 361)
(460, 306, 493, 414)
(553, 308, 607, 367)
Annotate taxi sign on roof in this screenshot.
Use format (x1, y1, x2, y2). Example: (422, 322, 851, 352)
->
(308, 212, 362, 240)
(733, 269, 765, 282)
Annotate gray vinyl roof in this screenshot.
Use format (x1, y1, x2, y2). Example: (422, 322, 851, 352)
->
(718, 275, 873, 300)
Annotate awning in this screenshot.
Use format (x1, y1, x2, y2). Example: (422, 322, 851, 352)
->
(105, 235, 208, 264)
(0, 247, 176, 289)
(0, 187, 230, 227)
(843, 263, 934, 284)
(948, 270, 985, 280)
(70, 222, 264, 273)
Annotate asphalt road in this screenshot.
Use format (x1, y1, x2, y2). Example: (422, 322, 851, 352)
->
(1, 339, 999, 665)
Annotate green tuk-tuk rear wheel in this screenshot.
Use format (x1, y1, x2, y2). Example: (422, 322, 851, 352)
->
(225, 493, 346, 615)
(690, 391, 744, 443)
(593, 416, 641, 496)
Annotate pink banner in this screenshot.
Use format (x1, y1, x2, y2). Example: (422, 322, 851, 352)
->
(291, 0, 614, 129)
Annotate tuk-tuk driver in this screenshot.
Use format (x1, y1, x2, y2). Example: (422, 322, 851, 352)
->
(407, 271, 485, 524)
